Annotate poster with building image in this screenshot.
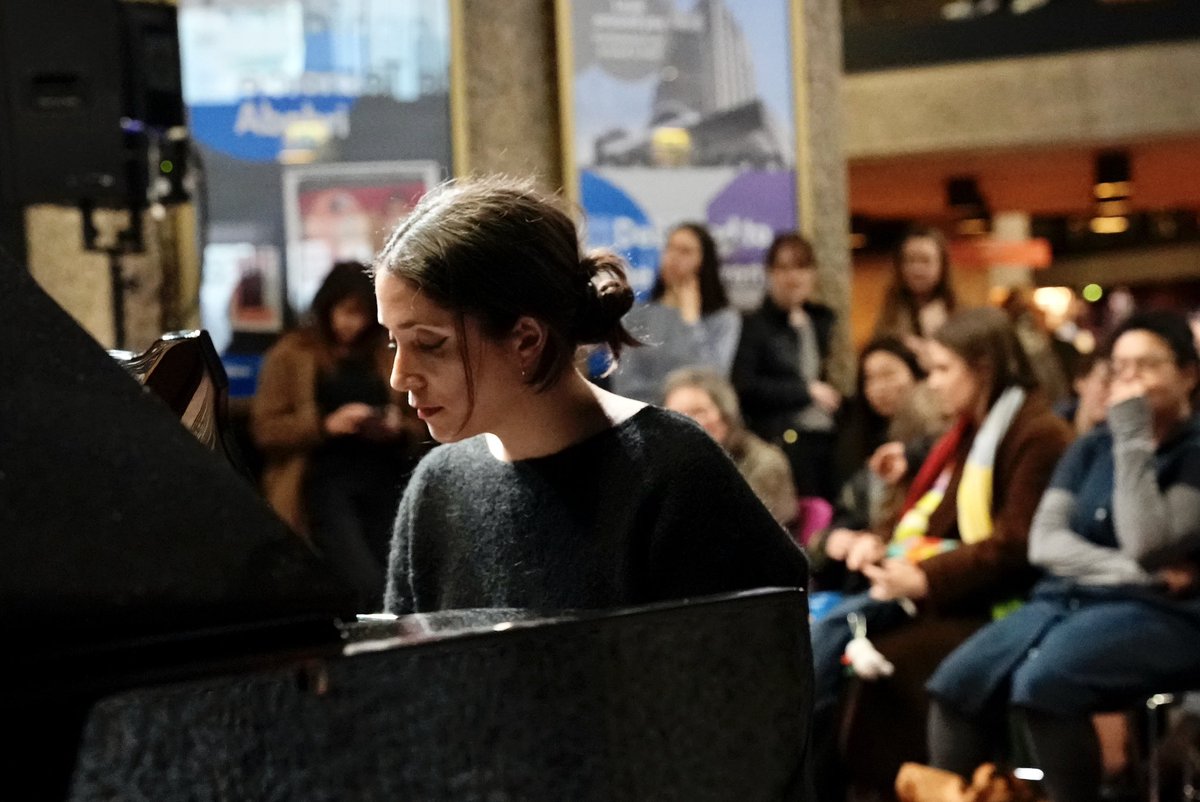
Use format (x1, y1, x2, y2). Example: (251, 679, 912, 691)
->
(559, 0, 798, 310)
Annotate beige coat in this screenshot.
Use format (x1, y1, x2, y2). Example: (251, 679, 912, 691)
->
(250, 330, 419, 537)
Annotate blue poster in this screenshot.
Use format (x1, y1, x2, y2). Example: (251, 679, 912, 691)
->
(565, 0, 798, 310)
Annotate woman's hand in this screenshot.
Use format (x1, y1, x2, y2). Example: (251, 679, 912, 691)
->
(808, 380, 842, 414)
(1157, 561, 1199, 596)
(1107, 375, 1146, 409)
(323, 402, 377, 436)
(358, 405, 407, 441)
(863, 559, 930, 602)
(824, 528, 864, 562)
(868, 441, 908, 486)
(845, 533, 887, 572)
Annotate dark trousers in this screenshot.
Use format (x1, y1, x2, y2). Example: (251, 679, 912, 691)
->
(809, 592, 911, 802)
(306, 469, 403, 613)
(782, 428, 838, 501)
(929, 697, 1102, 802)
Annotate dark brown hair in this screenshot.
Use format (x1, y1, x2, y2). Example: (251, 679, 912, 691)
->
(372, 176, 638, 399)
(883, 226, 956, 332)
(308, 260, 381, 353)
(650, 222, 729, 315)
(933, 306, 1038, 409)
(1107, 309, 1200, 370)
(764, 231, 814, 271)
(836, 337, 926, 479)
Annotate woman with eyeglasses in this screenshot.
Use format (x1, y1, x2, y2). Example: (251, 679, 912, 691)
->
(926, 309, 1200, 802)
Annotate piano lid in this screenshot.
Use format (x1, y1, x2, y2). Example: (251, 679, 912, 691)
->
(0, 258, 357, 650)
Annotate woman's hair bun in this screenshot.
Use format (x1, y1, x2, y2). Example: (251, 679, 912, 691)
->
(575, 249, 639, 357)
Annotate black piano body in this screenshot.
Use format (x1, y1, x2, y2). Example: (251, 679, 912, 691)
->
(0, 263, 813, 800)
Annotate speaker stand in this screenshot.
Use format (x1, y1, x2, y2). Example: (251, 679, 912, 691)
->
(79, 199, 143, 350)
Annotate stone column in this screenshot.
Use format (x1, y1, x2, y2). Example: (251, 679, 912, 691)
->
(454, 0, 563, 189)
(793, 0, 853, 392)
(989, 211, 1034, 291)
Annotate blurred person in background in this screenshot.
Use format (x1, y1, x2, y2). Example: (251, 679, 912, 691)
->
(1055, 350, 1111, 435)
(926, 310, 1200, 802)
(733, 232, 841, 500)
(252, 261, 425, 610)
(1000, 287, 1074, 406)
(663, 367, 798, 529)
(611, 222, 740, 402)
(808, 308, 1072, 802)
(808, 338, 945, 593)
(872, 226, 958, 367)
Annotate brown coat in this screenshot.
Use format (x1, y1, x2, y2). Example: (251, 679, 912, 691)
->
(250, 329, 420, 537)
(846, 393, 1073, 798)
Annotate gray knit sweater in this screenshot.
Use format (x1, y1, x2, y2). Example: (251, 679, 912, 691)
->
(384, 407, 808, 613)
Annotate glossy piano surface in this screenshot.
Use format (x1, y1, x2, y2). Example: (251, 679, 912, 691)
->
(71, 589, 813, 802)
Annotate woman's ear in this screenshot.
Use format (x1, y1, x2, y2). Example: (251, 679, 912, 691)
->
(510, 315, 548, 370)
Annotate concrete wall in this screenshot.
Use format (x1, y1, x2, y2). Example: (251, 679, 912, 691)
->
(844, 41, 1200, 159)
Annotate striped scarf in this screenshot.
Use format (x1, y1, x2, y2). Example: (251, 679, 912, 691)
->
(890, 386, 1027, 560)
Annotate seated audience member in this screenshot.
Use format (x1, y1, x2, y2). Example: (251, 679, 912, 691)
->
(926, 310, 1200, 802)
(808, 307, 1072, 802)
(1001, 287, 1074, 406)
(871, 226, 957, 367)
(1055, 350, 1111, 435)
(252, 261, 425, 610)
(809, 338, 944, 593)
(373, 177, 807, 615)
(663, 368, 798, 528)
(612, 223, 740, 402)
(733, 232, 841, 500)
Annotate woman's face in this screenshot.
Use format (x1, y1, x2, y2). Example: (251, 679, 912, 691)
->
(925, 340, 985, 419)
(767, 243, 816, 310)
(862, 350, 917, 419)
(329, 297, 374, 345)
(1073, 359, 1111, 429)
(376, 271, 520, 443)
(1109, 330, 1197, 419)
(664, 386, 729, 446)
(659, 228, 704, 288)
(900, 236, 943, 299)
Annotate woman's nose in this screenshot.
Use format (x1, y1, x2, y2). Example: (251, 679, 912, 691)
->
(390, 349, 423, 392)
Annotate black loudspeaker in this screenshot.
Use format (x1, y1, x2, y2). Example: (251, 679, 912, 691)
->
(0, 0, 184, 213)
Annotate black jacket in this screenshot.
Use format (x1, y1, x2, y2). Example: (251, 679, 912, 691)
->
(732, 298, 836, 441)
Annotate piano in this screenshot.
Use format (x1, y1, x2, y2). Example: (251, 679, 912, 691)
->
(0, 262, 814, 800)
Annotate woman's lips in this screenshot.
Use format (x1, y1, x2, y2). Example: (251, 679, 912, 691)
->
(415, 406, 443, 421)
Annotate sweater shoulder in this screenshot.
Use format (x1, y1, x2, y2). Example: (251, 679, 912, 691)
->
(408, 437, 488, 483)
(617, 408, 742, 486)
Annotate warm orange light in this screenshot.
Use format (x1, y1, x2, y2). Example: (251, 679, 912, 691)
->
(1093, 181, 1132, 199)
(1089, 216, 1129, 234)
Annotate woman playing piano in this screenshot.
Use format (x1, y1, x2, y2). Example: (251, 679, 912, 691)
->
(373, 176, 808, 613)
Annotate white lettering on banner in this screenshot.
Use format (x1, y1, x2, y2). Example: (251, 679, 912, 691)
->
(612, 216, 661, 250)
(710, 216, 775, 254)
(233, 99, 351, 138)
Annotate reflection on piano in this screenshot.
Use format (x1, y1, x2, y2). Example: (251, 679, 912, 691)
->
(0, 263, 813, 799)
(109, 329, 251, 478)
